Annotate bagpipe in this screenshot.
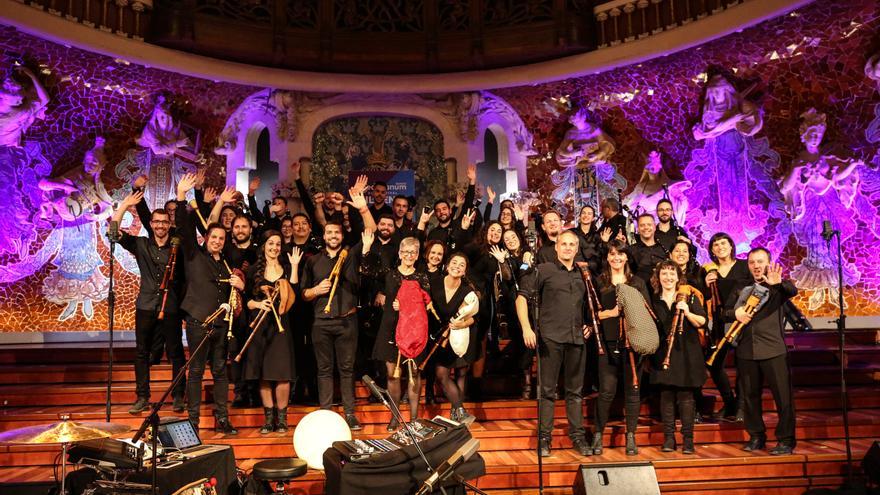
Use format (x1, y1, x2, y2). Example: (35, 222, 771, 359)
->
(575, 262, 605, 356)
(418, 291, 480, 371)
(157, 236, 180, 320)
(234, 279, 295, 362)
(702, 262, 723, 351)
(706, 284, 770, 366)
(391, 279, 439, 379)
(660, 284, 703, 371)
(615, 283, 660, 390)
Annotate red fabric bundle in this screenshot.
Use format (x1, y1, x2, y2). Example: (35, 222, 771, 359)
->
(395, 279, 431, 359)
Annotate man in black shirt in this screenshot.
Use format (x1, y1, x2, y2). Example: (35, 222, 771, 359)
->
(730, 247, 798, 455)
(391, 195, 416, 238)
(301, 187, 375, 430)
(426, 164, 477, 248)
(113, 191, 186, 415)
(368, 181, 393, 219)
(654, 199, 691, 253)
(599, 197, 627, 242)
(224, 213, 259, 407)
(535, 210, 564, 264)
(516, 230, 591, 457)
(629, 213, 668, 282)
(176, 174, 243, 434)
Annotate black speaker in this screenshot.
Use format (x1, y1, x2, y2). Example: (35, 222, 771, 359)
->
(863, 440, 880, 485)
(573, 462, 661, 495)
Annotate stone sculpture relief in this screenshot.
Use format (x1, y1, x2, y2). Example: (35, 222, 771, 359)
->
(624, 150, 691, 223)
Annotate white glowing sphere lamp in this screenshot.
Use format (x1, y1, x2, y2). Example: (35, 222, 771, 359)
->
(292, 410, 352, 470)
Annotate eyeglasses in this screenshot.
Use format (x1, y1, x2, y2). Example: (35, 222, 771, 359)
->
(151, 220, 171, 225)
(400, 250, 418, 256)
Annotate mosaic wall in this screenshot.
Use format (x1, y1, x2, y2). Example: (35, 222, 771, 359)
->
(1, 0, 880, 332)
(0, 26, 257, 331)
(493, 0, 880, 316)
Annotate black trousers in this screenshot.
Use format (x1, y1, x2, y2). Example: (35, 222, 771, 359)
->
(134, 309, 185, 400)
(737, 353, 796, 444)
(537, 339, 585, 439)
(184, 318, 230, 422)
(226, 315, 252, 398)
(595, 350, 641, 433)
(707, 343, 737, 406)
(313, 316, 358, 414)
(660, 386, 696, 438)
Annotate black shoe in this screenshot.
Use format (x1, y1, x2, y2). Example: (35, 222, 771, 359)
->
(452, 406, 476, 425)
(625, 432, 638, 456)
(713, 398, 737, 420)
(346, 414, 363, 431)
(231, 395, 248, 409)
(682, 437, 695, 455)
(128, 397, 149, 414)
(172, 396, 185, 413)
(275, 407, 288, 433)
(769, 441, 794, 455)
(386, 417, 400, 432)
(572, 437, 592, 456)
(215, 417, 238, 435)
(538, 436, 551, 457)
(260, 407, 275, 435)
(591, 431, 604, 455)
(661, 435, 676, 452)
(742, 436, 766, 452)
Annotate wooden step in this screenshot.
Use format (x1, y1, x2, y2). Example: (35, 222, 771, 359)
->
(0, 438, 873, 494)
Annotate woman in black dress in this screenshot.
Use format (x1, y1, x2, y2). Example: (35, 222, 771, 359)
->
(431, 252, 480, 423)
(462, 221, 503, 401)
(594, 239, 652, 456)
(496, 228, 535, 398)
(372, 237, 432, 431)
(420, 240, 447, 404)
(701, 232, 752, 420)
(651, 260, 707, 454)
(244, 231, 300, 434)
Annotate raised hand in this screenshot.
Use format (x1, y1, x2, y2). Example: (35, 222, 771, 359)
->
(289, 161, 301, 180)
(122, 190, 144, 207)
(486, 185, 496, 203)
(202, 187, 217, 204)
(361, 228, 375, 250)
(513, 203, 524, 221)
(219, 186, 237, 204)
(194, 168, 206, 188)
(600, 227, 612, 242)
(461, 208, 476, 230)
(287, 246, 303, 266)
(467, 163, 476, 184)
(177, 173, 197, 198)
(765, 262, 783, 285)
(330, 192, 345, 210)
(248, 176, 261, 195)
(351, 175, 368, 196)
(347, 187, 367, 210)
(313, 192, 325, 206)
(489, 244, 507, 262)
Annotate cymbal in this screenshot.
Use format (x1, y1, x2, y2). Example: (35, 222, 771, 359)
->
(0, 418, 130, 444)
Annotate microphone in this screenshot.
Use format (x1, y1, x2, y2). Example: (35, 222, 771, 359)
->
(415, 438, 480, 495)
(108, 220, 120, 242)
(362, 375, 390, 408)
(822, 220, 835, 241)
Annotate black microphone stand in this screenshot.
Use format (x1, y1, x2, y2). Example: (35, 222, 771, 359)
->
(105, 222, 119, 423)
(132, 308, 227, 495)
(528, 278, 544, 495)
(825, 227, 853, 487)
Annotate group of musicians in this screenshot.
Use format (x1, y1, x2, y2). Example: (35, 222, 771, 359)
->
(115, 161, 798, 458)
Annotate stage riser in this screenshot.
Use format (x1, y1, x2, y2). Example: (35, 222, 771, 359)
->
(0, 346, 880, 387)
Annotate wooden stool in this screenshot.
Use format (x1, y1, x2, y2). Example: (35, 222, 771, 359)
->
(252, 458, 308, 493)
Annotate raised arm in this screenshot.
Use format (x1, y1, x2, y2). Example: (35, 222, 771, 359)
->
(176, 173, 199, 258)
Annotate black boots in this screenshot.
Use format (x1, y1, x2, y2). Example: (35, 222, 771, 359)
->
(260, 407, 275, 434)
(590, 431, 603, 455)
(275, 407, 288, 433)
(742, 435, 767, 452)
(682, 436, 695, 455)
(625, 432, 638, 456)
(451, 406, 476, 425)
(662, 435, 676, 452)
(215, 416, 238, 435)
(538, 436, 551, 457)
